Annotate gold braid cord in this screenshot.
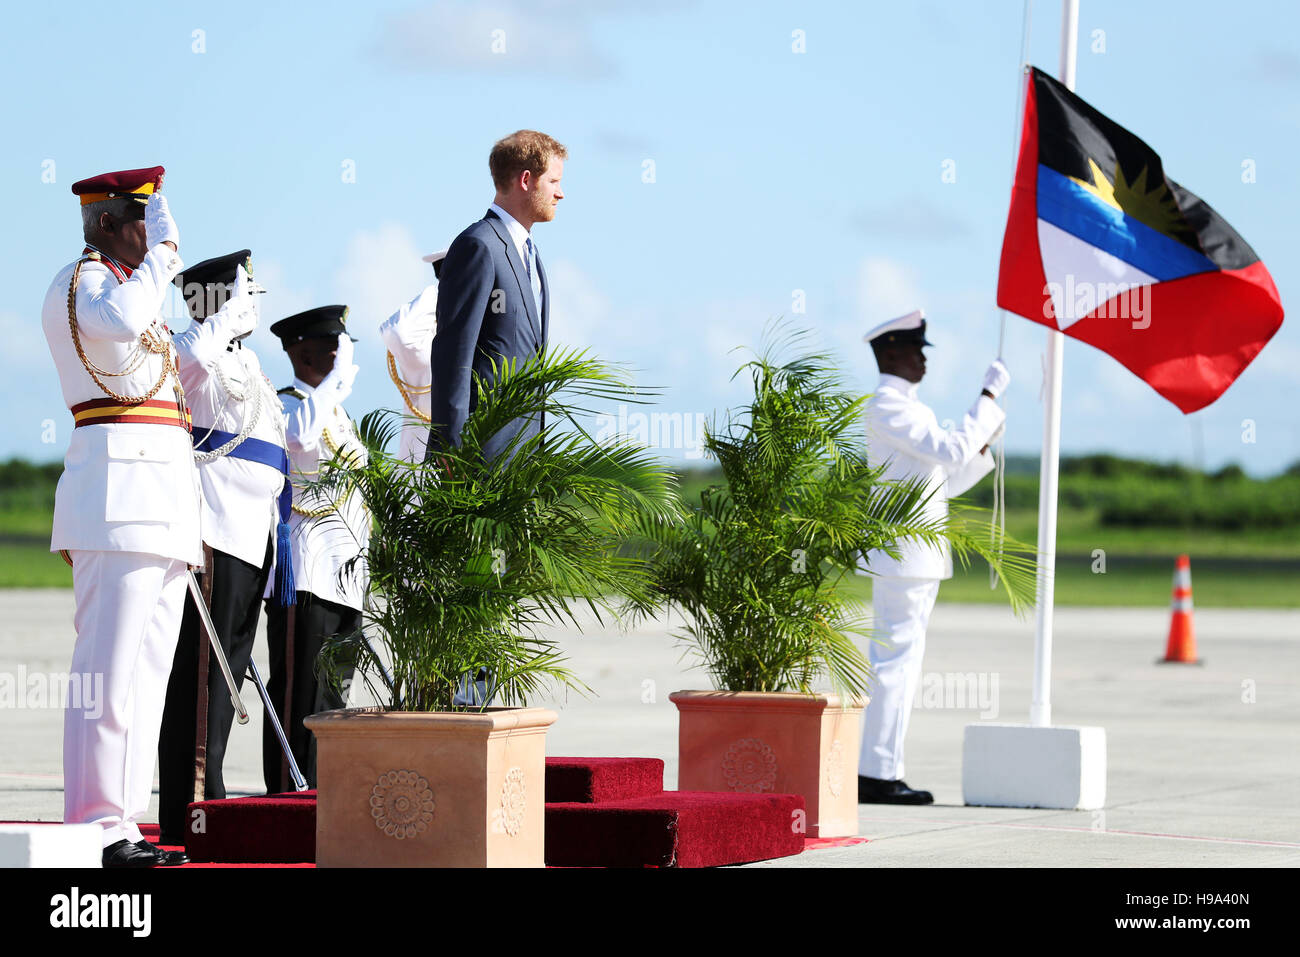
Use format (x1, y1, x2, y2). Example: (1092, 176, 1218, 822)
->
(67, 254, 178, 405)
(387, 350, 431, 423)
(282, 387, 365, 518)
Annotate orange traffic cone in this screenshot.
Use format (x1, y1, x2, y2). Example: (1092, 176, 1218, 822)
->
(1159, 554, 1201, 664)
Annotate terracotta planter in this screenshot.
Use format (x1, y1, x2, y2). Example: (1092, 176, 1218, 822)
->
(670, 690, 866, 838)
(304, 707, 557, 867)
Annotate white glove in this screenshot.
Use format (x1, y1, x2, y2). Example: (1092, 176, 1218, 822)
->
(413, 283, 439, 317)
(214, 264, 258, 340)
(982, 359, 1011, 399)
(144, 193, 179, 249)
(333, 331, 353, 371)
(323, 332, 359, 395)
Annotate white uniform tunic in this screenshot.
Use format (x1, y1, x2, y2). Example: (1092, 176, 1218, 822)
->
(40, 244, 201, 848)
(173, 320, 286, 567)
(857, 373, 1005, 780)
(378, 283, 437, 463)
(858, 374, 1004, 579)
(280, 378, 370, 610)
(42, 249, 201, 564)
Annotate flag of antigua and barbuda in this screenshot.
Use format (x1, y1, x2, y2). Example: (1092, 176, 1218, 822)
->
(997, 67, 1284, 413)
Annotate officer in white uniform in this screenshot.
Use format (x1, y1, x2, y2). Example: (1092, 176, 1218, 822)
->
(157, 250, 292, 844)
(856, 309, 1010, 804)
(40, 166, 197, 866)
(378, 248, 447, 463)
(264, 307, 369, 791)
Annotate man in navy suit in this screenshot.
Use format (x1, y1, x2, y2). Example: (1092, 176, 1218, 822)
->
(428, 130, 566, 462)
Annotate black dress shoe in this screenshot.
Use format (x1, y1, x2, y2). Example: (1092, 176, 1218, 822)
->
(136, 840, 189, 866)
(858, 775, 934, 805)
(102, 839, 161, 868)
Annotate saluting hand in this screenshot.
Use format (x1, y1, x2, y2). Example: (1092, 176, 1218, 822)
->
(332, 332, 359, 390)
(219, 264, 259, 340)
(144, 193, 180, 251)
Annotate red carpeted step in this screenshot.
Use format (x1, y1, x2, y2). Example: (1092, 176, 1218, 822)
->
(545, 791, 805, 868)
(184, 791, 316, 864)
(545, 756, 665, 803)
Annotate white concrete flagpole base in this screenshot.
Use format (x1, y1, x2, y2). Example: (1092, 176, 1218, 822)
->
(962, 723, 1106, 809)
(0, 824, 102, 867)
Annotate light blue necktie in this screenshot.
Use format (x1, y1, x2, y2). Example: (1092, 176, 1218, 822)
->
(524, 236, 543, 320)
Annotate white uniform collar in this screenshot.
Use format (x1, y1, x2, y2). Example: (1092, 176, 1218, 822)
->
(293, 376, 316, 395)
(878, 373, 920, 400)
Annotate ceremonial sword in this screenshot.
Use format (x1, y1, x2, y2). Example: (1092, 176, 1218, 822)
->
(185, 570, 308, 791)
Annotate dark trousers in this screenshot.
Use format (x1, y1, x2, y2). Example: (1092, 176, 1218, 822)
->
(262, 591, 360, 793)
(157, 541, 272, 844)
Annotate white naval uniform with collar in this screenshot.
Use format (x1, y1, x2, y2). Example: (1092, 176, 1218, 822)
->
(279, 377, 370, 609)
(173, 323, 285, 567)
(378, 283, 437, 463)
(40, 243, 201, 848)
(857, 373, 1005, 780)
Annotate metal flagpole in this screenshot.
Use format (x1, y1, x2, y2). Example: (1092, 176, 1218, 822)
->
(1030, 0, 1079, 728)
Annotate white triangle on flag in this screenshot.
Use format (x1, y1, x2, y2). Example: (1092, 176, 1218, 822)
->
(1037, 219, 1157, 330)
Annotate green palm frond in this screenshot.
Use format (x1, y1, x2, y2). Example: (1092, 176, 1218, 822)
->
(303, 348, 683, 712)
(639, 321, 1038, 699)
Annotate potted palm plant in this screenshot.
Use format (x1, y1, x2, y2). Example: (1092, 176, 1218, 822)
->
(304, 348, 679, 867)
(642, 327, 1036, 837)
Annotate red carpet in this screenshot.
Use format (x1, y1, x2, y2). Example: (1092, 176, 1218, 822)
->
(40, 756, 812, 867)
(541, 757, 806, 867)
(805, 835, 870, 850)
(545, 756, 665, 803)
(546, 791, 806, 867)
(0, 822, 313, 868)
(185, 790, 316, 864)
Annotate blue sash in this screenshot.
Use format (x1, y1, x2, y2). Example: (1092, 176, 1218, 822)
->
(193, 430, 296, 606)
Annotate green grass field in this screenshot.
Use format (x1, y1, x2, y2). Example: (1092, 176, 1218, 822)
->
(674, 471, 1300, 608)
(0, 504, 72, 588)
(837, 554, 1300, 608)
(5, 495, 1298, 608)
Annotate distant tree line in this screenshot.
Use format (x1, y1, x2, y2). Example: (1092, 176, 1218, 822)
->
(963, 454, 1300, 531)
(680, 453, 1300, 532)
(6, 454, 1300, 530)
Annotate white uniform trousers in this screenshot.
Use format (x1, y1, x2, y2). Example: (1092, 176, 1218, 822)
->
(64, 550, 188, 847)
(859, 577, 941, 781)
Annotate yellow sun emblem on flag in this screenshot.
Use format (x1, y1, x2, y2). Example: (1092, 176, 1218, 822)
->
(1070, 158, 1194, 242)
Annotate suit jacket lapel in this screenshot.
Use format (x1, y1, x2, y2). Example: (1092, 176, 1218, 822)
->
(536, 251, 549, 348)
(484, 210, 542, 347)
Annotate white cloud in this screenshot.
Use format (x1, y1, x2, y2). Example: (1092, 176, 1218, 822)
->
(850, 198, 972, 242)
(372, 1, 617, 79)
(1, 308, 50, 366)
(545, 258, 610, 351)
(856, 256, 926, 322)
(332, 223, 431, 330)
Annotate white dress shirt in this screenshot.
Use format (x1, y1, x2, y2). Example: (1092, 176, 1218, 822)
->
(378, 283, 438, 463)
(173, 316, 286, 568)
(488, 202, 532, 265)
(40, 246, 202, 565)
(858, 374, 1005, 580)
(279, 377, 370, 609)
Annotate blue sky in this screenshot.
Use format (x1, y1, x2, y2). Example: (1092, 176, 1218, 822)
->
(4, 0, 1297, 473)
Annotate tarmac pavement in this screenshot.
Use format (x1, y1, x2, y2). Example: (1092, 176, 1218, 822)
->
(2, 589, 1297, 867)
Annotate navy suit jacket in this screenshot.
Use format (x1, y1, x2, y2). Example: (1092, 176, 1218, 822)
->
(427, 209, 549, 461)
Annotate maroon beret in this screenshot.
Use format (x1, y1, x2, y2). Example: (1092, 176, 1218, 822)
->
(71, 166, 165, 205)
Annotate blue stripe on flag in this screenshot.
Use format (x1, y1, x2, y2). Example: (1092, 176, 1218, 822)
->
(1036, 164, 1216, 282)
